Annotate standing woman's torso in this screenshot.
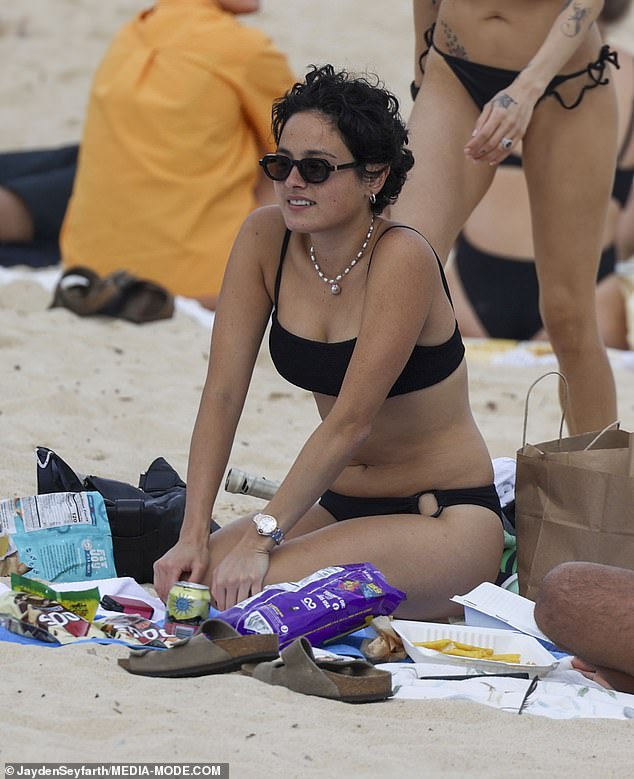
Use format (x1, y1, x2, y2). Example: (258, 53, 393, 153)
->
(461, 44, 634, 259)
(437, 0, 604, 71)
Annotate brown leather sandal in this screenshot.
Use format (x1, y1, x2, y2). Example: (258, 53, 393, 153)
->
(245, 637, 393, 703)
(51, 266, 174, 324)
(50, 266, 121, 316)
(118, 619, 279, 678)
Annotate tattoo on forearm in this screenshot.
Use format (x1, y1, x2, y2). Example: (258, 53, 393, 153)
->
(561, 2, 589, 37)
(493, 93, 517, 109)
(441, 21, 468, 59)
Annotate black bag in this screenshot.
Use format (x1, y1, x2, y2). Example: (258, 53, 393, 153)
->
(35, 447, 218, 583)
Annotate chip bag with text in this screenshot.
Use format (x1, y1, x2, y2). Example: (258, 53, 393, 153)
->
(218, 563, 405, 650)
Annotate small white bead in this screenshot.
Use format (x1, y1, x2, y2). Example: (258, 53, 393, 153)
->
(308, 216, 374, 295)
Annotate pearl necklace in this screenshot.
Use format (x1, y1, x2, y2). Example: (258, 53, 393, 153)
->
(309, 216, 376, 295)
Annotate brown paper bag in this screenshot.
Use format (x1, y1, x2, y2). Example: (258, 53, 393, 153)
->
(515, 374, 634, 601)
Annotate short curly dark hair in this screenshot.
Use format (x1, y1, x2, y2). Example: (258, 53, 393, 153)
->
(271, 64, 414, 215)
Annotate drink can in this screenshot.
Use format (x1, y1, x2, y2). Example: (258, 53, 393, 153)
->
(164, 581, 211, 639)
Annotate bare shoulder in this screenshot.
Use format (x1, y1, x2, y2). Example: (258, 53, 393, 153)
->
(238, 205, 287, 243)
(230, 205, 288, 265)
(222, 206, 289, 302)
(370, 220, 440, 275)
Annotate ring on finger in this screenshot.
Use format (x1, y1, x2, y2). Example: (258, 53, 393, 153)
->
(501, 137, 513, 151)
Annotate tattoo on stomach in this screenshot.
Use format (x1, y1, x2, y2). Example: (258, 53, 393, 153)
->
(441, 20, 469, 60)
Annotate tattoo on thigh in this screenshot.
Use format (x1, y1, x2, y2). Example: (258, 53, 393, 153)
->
(493, 93, 517, 109)
(561, 2, 589, 37)
(440, 21, 468, 59)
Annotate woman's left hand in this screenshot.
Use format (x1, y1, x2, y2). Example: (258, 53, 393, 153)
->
(210, 538, 271, 611)
(463, 82, 536, 166)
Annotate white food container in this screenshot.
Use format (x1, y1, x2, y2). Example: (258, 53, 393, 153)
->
(391, 620, 558, 677)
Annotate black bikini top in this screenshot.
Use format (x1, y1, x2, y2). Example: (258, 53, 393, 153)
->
(268, 225, 465, 398)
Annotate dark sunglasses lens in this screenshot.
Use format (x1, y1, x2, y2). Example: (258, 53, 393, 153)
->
(299, 158, 330, 183)
(264, 155, 292, 180)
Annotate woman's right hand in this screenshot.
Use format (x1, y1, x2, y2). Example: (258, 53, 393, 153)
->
(463, 82, 536, 167)
(153, 539, 210, 603)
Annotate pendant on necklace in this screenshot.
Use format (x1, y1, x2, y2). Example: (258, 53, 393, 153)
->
(309, 215, 376, 297)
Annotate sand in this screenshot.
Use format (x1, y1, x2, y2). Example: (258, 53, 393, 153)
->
(1, 2, 634, 776)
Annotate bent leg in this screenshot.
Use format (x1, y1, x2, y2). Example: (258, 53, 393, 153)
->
(208, 504, 504, 621)
(523, 83, 618, 433)
(0, 145, 79, 243)
(390, 50, 495, 261)
(534, 562, 634, 693)
(0, 187, 34, 242)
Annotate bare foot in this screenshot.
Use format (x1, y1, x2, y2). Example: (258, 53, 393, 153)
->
(571, 657, 614, 689)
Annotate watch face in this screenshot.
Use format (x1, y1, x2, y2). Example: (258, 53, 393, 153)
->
(255, 514, 277, 534)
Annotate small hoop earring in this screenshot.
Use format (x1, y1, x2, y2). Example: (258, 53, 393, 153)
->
(369, 193, 376, 205)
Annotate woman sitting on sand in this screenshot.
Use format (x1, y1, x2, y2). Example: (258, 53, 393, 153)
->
(154, 65, 504, 620)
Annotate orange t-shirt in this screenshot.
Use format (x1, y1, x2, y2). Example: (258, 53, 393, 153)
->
(61, 0, 294, 298)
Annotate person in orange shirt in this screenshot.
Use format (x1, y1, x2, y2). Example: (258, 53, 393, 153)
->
(61, 0, 295, 310)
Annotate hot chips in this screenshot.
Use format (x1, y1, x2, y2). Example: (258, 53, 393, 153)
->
(413, 638, 521, 663)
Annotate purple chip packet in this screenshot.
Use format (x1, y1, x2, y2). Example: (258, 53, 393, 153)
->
(217, 563, 405, 649)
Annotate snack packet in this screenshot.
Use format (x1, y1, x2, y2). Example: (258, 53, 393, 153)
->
(10, 573, 100, 622)
(218, 563, 405, 649)
(0, 532, 29, 576)
(0, 491, 117, 582)
(0, 590, 104, 644)
(94, 614, 182, 648)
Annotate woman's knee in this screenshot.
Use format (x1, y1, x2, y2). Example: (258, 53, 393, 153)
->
(540, 290, 598, 348)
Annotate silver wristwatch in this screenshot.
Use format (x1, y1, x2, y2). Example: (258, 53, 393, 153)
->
(252, 512, 285, 545)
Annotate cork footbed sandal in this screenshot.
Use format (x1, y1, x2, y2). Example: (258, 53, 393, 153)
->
(51, 266, 174, 324)
(118, 619, 279, 678)
(244, 637, 393, 703)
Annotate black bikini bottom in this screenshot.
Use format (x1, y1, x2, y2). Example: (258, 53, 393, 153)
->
(319, 483, 502, 522)
(432, 42, 618, 111)
(454, 232, 616, 341)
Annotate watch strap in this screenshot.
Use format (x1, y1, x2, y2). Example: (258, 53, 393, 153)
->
(252, 512, 285, 545)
